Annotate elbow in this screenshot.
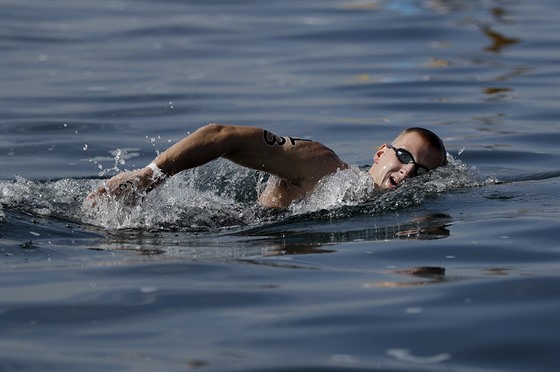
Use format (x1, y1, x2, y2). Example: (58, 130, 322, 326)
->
(200, 123, 228, 136)
(197, 123, 232, 146)
(198, 123, 241, 146)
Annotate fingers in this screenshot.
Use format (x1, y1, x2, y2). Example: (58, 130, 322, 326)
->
(96, 185, 107, 195)
(83, 191, 100, 209)
(83, 168, 152, 209)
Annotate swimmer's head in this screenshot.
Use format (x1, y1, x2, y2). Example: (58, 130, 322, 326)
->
(368, 127, 447, 190)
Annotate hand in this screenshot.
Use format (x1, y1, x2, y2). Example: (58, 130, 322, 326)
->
(84, 167, 155, 208)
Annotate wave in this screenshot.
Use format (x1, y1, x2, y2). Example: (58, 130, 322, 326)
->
(1, 156, 491, 231)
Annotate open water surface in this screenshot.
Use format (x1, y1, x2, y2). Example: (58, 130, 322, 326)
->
(1, 0, 559, 371)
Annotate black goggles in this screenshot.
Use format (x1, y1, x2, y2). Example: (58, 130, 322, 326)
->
(388, 145, 429, 175)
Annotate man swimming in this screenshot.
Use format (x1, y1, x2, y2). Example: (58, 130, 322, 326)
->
(85, 124, 447, 208)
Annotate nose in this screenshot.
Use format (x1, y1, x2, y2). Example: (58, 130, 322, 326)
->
(399, 163, 416, 178)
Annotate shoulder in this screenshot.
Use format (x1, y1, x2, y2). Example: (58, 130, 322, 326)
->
(290, 140, 348, 185)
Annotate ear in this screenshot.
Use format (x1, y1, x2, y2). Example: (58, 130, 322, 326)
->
(373, 144, 388, 164)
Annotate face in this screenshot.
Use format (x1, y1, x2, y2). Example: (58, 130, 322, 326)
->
(368, 132, 443, 190)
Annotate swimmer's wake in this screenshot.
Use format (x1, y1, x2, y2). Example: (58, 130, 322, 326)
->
(1, 156, 482, 231)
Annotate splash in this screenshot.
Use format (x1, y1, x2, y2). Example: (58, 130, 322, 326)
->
(289, 165, 376, 215)
(290, 155, 484, 218)
(0, 176, 97, 220)
(80, 160, 264, 230)
(1, 156, 484, 231)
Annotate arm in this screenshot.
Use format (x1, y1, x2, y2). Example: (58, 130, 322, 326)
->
(156, 124, 346, 183)
(85, 124, 347, 205)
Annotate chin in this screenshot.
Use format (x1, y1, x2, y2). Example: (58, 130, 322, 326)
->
(376, 181, 392, 191)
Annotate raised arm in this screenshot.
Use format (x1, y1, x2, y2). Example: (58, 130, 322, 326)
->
(156, 124, 345, 182)
(85, 124, 347, 207)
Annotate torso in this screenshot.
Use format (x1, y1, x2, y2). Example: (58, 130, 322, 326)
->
(256, 139, 349, 208)
(258, 178, 306, 208)
(258, 161, 349, 208)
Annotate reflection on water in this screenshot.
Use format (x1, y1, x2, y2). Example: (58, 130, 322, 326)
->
(467, 5, 521, 54)
(367, 266, 447, 288)
(480, 24, 520, 53)
(243, 212, 452, 257)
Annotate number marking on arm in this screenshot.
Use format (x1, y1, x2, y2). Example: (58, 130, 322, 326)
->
(263, 130, 313, 146)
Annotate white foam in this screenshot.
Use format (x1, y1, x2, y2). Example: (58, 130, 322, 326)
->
(2, 155, 483, 231)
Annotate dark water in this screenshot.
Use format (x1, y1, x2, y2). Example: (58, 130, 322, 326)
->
(1, 0, 559, 371)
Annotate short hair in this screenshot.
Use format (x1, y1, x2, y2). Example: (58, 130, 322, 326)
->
(396, 127, 447, 167)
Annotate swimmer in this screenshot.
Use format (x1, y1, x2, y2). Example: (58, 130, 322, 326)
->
(85, 124, 447, 208)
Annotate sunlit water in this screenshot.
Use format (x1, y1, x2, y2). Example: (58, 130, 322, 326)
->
(1, 1, 558, 371)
